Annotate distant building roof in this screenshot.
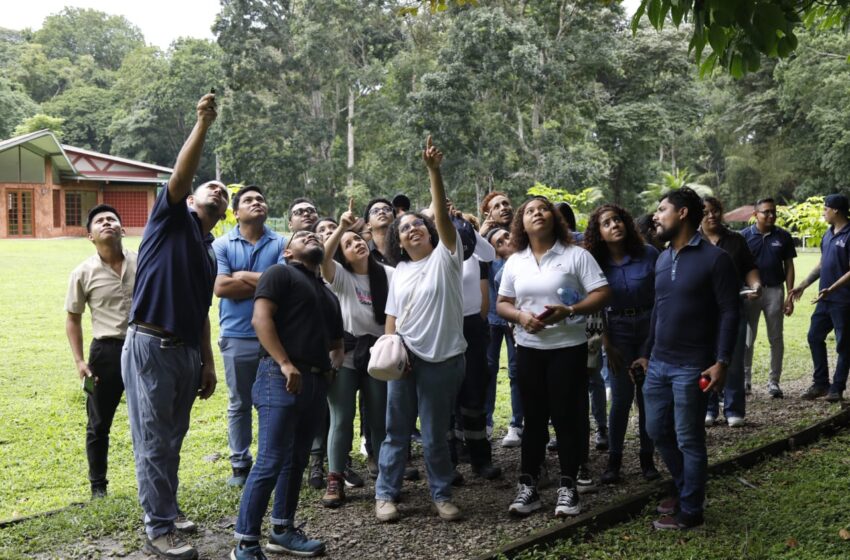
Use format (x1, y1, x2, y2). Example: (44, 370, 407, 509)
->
(724, 205, 754, 223)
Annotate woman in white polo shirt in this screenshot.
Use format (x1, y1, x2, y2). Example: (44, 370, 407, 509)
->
(374, 137, 466, 523)
(497, 196, 611, 518)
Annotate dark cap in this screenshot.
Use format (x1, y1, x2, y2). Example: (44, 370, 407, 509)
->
(392, 193, 411, 212)
(450, 215, 477, 261)
(825, 194, 849, 217)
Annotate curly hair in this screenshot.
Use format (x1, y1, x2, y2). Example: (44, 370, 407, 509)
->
(385, 212, 439, 266)
(509, 197, 572, 252)
(480, 191, 508, 216)
(583, 204, 645, 265)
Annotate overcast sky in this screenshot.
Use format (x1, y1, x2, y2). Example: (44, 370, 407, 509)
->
(5, 0, 643, 50)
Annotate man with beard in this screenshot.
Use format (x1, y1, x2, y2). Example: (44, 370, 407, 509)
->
(288, 198, 319, 232)
(231, 230, 344, 559)
(213, 185, 286, 487)
(479, 191, 514, 237)
(632, 187, 739, 531)
(66, 204, 137, 499)
(123, 93, 226, 559)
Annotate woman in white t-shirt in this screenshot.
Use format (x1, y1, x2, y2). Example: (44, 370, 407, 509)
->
(497, 196, 611, 519)
(374, 137, 466, 523)
(319, 203, 392, 509)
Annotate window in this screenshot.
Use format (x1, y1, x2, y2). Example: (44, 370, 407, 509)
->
(104, 191, 148, 228)
(0, 147, 45, 183)
(7, 190, 33, 236)
(65, 191, 97, 227)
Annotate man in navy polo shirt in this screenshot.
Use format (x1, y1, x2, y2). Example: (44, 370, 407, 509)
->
(790, 194, 850, 402)
(122, 93, 226, 560)
(633, 187, 739, 530)
(213, 185, 285, 488)
(741, 198, 797, 398)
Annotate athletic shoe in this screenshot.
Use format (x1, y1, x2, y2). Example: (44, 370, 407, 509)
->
(375, 500, 400, 522)
(825, 390, 844, 402)
(656, 497, 678, 515)
(727, 416, 745, 428)
(267, 525, 325, 557)
(767, 381, 784, 398)
(434, 501, 462, 521)
(652, 511, 704, 530)
(230, 541, 267, 560)
(90, 485, 107, 499)
(343, 465, 364, 488)
(174, 510, 197, 534)
(801, 384, 829, 400)
(144, 532, 197, 560)
(501, 426, 522, 448)
(403, 467, 420, 481)
(472, 463, 502, 480)
(228, 466, 251, 488)
(704, 413, 716, 427)
(600, 454, 621, 485)
(508, 474, 541, 516)
(308, 456, 325, 490)
(594, 427, 609, 451)
(555, 477, 581, 517)
(321, 472, 345, 508)
(576, 463, 594, 493)
(640, 452, 661, 481)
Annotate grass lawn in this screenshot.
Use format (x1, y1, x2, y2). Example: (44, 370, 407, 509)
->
(0, 239, 836, 557)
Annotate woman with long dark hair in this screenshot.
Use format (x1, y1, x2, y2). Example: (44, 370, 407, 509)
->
(374, 136, 467, 522)
(584, 204, 660, 484)
(497, 196, 611, 518)
(318, 201, 391, 508)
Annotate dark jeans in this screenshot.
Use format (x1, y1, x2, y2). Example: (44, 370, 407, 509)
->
(808, 301, 850, 393)
(235, 358, 329, 539)
(455, 314, 492, 467)
(485, 324, 522, 428)
(516, 344, 588, 481)
(707, 309, 747, 419)
(607, 314, 653, 457)
(86, 338, 125, 490)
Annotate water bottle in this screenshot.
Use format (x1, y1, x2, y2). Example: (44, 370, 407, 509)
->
(557, 287, 584, 324)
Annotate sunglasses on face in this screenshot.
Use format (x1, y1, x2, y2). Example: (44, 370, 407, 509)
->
(369, 206, 393, 215)
(291, 206, 317, 217)
(399, 218, 426, 234)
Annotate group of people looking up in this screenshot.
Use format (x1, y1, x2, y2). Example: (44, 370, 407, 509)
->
(64, 94, 850, 559)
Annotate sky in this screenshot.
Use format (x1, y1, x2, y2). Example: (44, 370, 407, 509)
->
(5, 0, 643, 50)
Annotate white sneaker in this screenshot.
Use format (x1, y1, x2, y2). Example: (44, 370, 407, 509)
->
(555, 478, 581, 517)
(501, 426, 522, 448)
(375, 500, 400, 522)
(704, 413, 716, 427)
(727, 416, 745, 428)
(434, 500, 462, 521)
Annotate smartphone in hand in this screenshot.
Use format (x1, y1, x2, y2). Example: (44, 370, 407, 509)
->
(82, 375, 95, 396)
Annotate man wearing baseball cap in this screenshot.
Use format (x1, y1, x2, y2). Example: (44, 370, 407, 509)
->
(789, 194, 850, 402)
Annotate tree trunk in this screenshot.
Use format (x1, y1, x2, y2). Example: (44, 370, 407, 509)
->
(215, 153, 222, 181)
(347, 87, 355, 189)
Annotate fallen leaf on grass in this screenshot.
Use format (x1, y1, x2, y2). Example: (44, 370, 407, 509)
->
(786, 538, 799, 548)
(839, 528, 850, 540)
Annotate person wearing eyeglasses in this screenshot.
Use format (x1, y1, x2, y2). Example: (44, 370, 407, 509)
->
(288, 198, 319, 232)
(374, 137, 467, 523)
(363, 198, 395, 264)
(740, 198, 797, 398)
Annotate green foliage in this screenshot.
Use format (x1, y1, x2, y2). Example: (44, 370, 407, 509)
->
(43, 86, 116, 152)
(633, 0, 850, 76)
(12, 113, 63, 137)
(0, 78, 38, 137)
(526, 182, 603, 231)
(211, 184, 244, 238)
(640, 169, 713, 212)
(776, 196, 828, 248)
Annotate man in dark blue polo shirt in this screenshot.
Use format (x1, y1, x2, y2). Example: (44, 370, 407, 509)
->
(213, 185, 285, 488)
(232, 230, 343, 559)
(790, 194, 850, 402)
(633, 187, 739, 530)
(122, 93, 226, 560)
(741, 198, 797, 398)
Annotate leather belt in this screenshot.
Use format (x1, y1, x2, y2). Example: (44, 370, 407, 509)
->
(129, 323, 185, 347)
(606, 306, 651, 317)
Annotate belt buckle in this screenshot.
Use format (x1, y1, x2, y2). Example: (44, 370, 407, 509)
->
(159, 337, 181, 349)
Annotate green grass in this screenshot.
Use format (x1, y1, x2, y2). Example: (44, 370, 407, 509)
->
(0, 240, 834, 557)
(517, 431, 850, 560)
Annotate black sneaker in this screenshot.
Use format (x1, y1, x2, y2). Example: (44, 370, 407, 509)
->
(594, 427, 609, 451)
(508, 474, 541, 516)
(825, 390, 844, 402)
(576, 463, 594, 493)
(343, 466, 365, 488)
(472, 463, 502, 480)
(555, 477, 581, 517)
(90, 484, 107, 499)
(801, 384, 829, 400)
(403, 467, 420, 481)
(308, 456, 325, 490)
(228, 466, 251, 488)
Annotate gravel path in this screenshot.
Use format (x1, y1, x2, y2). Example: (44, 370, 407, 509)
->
(76, 376, 840, 560)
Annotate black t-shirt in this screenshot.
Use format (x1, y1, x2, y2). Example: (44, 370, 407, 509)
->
(255, 262, 343, 370)
(702, 227, 756, 286)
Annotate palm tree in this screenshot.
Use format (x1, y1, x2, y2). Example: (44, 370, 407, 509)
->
(639, 169, 713, 212)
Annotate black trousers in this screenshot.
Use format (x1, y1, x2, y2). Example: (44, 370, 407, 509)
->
(516, 343, 588, 481)
(452, 314, 492, 468)
(86, 338, 125, 489)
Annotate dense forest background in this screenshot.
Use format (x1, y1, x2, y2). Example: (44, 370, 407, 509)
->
(1, 0, 849, 217)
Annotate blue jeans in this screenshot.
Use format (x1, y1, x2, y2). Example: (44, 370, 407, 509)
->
(808, 302, 850, 393)
(122, 327, 200, 539)
(327, 366, 387, 473)
(707, 309, 747, 419)
(376, 354, 464, 503)
(588, 362, 607, 431)
(234, 358, 329, 540)
(219, 337, 260, 469)
(643, 359, 709, 517)
(607, 314, 653, 457)
(485, 324, 521, 428)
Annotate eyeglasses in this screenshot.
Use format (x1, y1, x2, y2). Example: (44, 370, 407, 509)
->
(369, 206, 393, 215)
(291, 206, 317, 217)
(399, 218, 426, 234)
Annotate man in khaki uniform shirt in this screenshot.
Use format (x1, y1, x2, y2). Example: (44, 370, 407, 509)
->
(65, 204, 137, 498)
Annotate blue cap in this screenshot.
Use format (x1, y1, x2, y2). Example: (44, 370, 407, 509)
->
(825, 194, 849, 217)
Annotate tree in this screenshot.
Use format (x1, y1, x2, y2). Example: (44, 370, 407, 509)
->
(43, 85, 116, 152)
(12, 113, 63, 137)
(0, 78, 38, 137)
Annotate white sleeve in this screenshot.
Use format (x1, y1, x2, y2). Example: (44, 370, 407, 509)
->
(329, 261, 348, 295)
(576, 248, 609, 292)
(385, 267, 399, 317)
(473, 230, 496, 262)
(498, 256, 517, 298)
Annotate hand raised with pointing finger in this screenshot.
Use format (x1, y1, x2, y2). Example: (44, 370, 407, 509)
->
(340, 197, 357, 229)
(423, 135, 443, 170)
(197, 93, 217, 127)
